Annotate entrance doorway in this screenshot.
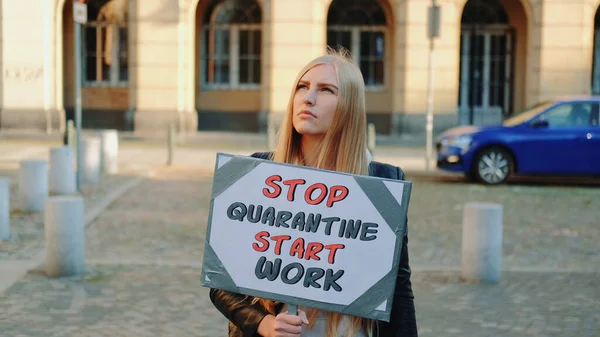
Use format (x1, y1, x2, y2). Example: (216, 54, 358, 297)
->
(458, 0, 519, 126)
(458, 25, 514, 125)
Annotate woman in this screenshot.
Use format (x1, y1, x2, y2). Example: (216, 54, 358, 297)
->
(209, 49, 418, 337)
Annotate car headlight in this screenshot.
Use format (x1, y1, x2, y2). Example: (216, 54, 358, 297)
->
(446, 135, 472, 149)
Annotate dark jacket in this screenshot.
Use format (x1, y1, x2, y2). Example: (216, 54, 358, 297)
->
(209, 152, 418, 337)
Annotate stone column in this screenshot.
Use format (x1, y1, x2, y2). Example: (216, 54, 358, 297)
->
(0, 178, 9, 240)
(19, 160, 49, 212)
(393, 0, 461, 138)
(0, 0, 63, 132)
(45, 195, 85, 277)
(261, 0, 328, 148)
(131, 0, 193, 135)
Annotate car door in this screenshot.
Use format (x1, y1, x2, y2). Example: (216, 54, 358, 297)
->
(513, 102, 594, 174)
(588, 107, 600, 174)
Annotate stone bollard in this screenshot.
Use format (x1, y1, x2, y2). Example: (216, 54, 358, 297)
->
(267, 118, 277, 151)
(18, 160, 49, 212)
(66, 120, 76, 149)
(44, 195, 85, 277)
(81, 137, 101, 184)
(167, 123, 175, 166)
(99, 129, 119, 174)
(49, 147, 77, 195)
(367, 123, 376, 154)
(0, 178, 9, 240)
(461, 202, 503, 284)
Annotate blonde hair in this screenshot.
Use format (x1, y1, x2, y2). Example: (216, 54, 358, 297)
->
(272, 48, 369, 176)
(258, 48, 374, 337)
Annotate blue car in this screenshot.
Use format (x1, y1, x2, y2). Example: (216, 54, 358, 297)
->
(436, 97, 600, 184)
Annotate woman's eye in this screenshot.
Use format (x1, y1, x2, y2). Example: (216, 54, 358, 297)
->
(322, 87, 334, 93)
(297, 84, 308, 90)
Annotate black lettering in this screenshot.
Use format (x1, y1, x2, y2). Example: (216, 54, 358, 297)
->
(344, 220, 361, 239)
(281, 263, 304, 284)
(306, 213, 322, 233)
(255, 257, 281, 281)
(303, 268, 325, 289)
(291, 212, 306, 231)
(321, 217, 340, 236)
(338, 220, 346, 238)
(247, 204, 263, 223)
(323, 269, 344, 292)
(360, 223, 378, 241)
(275, 211, 292, 228)
(261, 207, 276, 226)
(227, 202, 247, 221)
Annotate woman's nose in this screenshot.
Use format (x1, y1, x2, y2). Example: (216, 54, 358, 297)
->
(304, 90, 316, 105)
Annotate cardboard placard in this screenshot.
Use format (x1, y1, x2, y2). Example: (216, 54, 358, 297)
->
(201, 153, 412, 322)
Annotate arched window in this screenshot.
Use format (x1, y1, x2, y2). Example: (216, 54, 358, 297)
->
(327, 0, 387, 88)
(461, 0, 509, 25)
(82, 0, 129, 87)
(203, 0, 261, 89)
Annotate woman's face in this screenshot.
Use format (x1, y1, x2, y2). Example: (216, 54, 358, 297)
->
(292, 64, 339, 137)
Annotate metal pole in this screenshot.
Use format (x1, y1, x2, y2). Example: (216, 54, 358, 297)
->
(75, 22, 83, 191)
(425, 8, 436, 172)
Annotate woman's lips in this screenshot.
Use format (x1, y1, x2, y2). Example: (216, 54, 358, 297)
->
(299, 110, 316, 118)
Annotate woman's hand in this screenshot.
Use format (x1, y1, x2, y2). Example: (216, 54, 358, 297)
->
(258, 310, 309, 337)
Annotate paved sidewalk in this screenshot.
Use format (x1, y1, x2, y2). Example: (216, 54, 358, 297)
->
(0, 159, 152, 296)
(0, 164, 598, 336)
(0, 134, 436, 174)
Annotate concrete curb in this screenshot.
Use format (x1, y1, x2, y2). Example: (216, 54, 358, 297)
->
(0, 170, 154, 295)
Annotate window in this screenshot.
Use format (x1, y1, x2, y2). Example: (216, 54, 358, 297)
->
(327, 0, 387, 88)
(82, 0, 128, 87)
(203, 0, 261, 90)
(539, 103, 595, 128)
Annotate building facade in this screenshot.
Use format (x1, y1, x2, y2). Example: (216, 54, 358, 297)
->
(1, 0, 599, 137)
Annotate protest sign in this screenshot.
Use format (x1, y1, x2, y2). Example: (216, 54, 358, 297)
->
(201, 153, 411, 322)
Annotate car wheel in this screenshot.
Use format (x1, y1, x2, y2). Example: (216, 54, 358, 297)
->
(473, 147, 513, 185)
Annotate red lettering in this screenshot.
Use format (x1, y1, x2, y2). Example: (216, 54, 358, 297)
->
(324, 244, 345, 264)
(263, 175, 282, 198)
(290, 238, 304, 259)
(305, 183, 327, 205)
(289, 238, 305, 259)
(326, 186, 349, 208)
(271, 235, 291, 255)
(304, 242, 324, 261)
(252, 231, 270, 252)
(283, 179, 306, 201)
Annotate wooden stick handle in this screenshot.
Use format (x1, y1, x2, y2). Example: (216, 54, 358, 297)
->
(288, 304, 298, 315)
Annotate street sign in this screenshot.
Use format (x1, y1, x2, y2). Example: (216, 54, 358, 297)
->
(73, 1, 88, 24)
(428, 4, 441, 39)
(201, 153, 412, 322)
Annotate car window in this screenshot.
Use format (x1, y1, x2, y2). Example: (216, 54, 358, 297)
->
(591, 105, 599, 126)
(503, 100, 555, 126)
(538, 102, 594, 128)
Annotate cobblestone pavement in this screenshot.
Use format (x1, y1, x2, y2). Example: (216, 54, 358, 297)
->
(0, 162, 598, 336)
(412, 271, 600, 336)
(0, 265, 226, 337)
(407, 177, 599, 271)
(0, 167, 143, 260)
